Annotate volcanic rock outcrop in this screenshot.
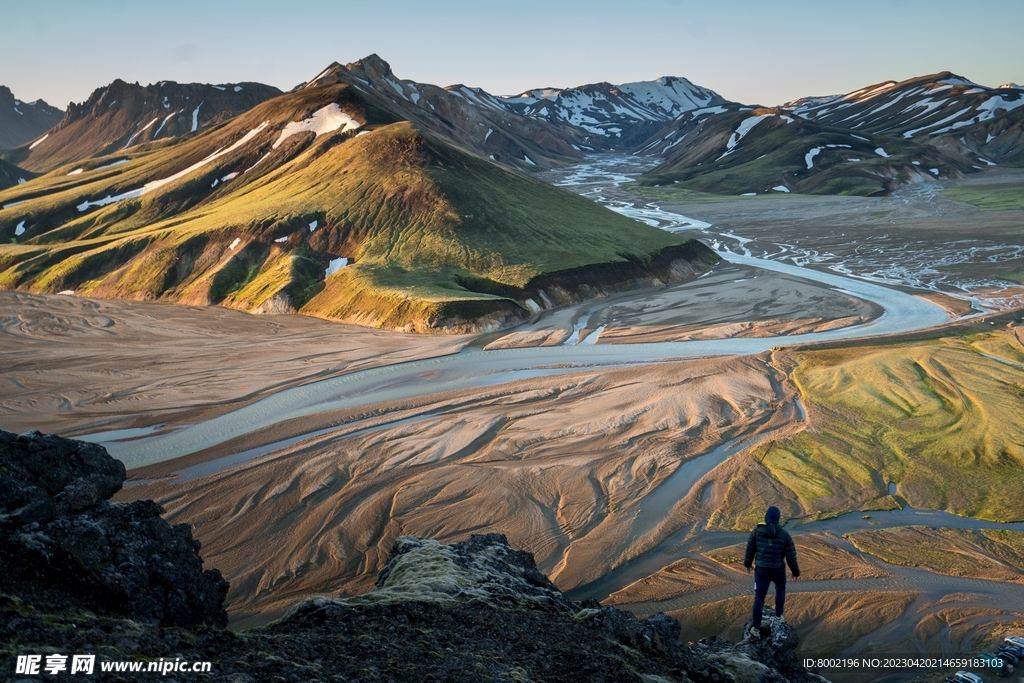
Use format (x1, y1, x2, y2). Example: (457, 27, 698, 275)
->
(0, 429, 229, 627)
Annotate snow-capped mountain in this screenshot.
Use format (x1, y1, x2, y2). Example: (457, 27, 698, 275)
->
(296, 57, 731, 163)
(7, 80, 282, 172)
(783, 73, 1023, 136)
(780, 72, 1024, 166)
(294, 55, 586, 170)
(0, 86, 63, 150)
(499, 77, 729, 146)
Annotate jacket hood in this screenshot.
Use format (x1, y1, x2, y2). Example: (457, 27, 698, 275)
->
(765, 505, 781, 525)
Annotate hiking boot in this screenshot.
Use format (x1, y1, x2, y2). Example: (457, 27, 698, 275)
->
(749, 626, 761, 639)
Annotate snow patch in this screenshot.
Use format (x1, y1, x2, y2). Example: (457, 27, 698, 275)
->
(212, 85, 226, 91)
(772, 186, 790, 193)
(385, 78, 407, 98)
(17, 178, 26, 184)
(15, 221, 26, 236)
(309, 220, 318, 232)
(191, 102, 203, 132)
(77, 190, 143, 212)
(929, 168, 940, 175)
(273, 104, 361, 149)
(805, 147, 822, 169)
(96, 159, 129, 170)
(123, 117, 160, 148)
(58, 290, 75, 296)
(485, 128, 493, 141)
(874, 147, 890, 158)
(523, 155, 536, 165)
(912, 160, 921, 165)
(29, 133, 48, 150)
(726, 114, 772, 152)
(68, 168, 84, 175)
(154, 111, 178, 137)
(305, 67, 332, 88)
(740, 192, 757, 196)
(234, 85, 242, 92)
(274, 236, 288, 243)
(903, 107, 971, 137)
(228, 238, 241, 251)
(221, 172, 239, 182)
(690, 105, 728, 116)
(325, 257, 348, 277)
(973, 94, 1024, 123)
(938, 76, 980, 87)
(979, 157, 997, 166)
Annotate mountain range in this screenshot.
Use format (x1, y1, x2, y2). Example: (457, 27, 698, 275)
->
(0, 57, 718, 332)
(1, 56, 1021, 330)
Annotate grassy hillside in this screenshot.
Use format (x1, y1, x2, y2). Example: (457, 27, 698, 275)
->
(0, 82, 716, 331)
(711, 330, 1024, 529)
(944, 182, 1024, 211)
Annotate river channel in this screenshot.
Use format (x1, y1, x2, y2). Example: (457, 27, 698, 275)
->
(103, 157, 954, 468)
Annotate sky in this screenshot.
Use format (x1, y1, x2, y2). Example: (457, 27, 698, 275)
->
(2, 0, 1022, 110)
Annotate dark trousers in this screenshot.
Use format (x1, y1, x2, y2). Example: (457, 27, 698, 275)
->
(752, 566, 787, 628)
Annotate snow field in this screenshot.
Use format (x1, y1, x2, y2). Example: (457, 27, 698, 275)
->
(273, 104, 361, 149)
(325, 257, 348, 277)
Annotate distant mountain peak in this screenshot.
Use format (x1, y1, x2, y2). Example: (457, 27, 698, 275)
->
(347, 53, 393, 74)
(0, 85, 64, 149)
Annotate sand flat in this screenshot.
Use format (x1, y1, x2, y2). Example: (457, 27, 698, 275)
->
(0, 291, 470, 435)
(118, 353, 799, 627)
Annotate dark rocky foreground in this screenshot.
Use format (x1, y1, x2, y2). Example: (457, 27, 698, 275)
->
(1, 429, 827, 682)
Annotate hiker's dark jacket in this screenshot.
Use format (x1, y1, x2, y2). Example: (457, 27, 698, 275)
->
(743, 522, 800, 575)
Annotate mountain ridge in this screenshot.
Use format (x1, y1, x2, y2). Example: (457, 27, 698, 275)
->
(0, 85, 63, 150)
(779, 71, 1024, 168)
(5, 79, 283, 173)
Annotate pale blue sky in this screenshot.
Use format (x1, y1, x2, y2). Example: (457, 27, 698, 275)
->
(2, 0, 1022, 110)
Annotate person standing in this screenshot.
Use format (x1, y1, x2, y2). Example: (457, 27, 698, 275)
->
(743, 505, 800, 637)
